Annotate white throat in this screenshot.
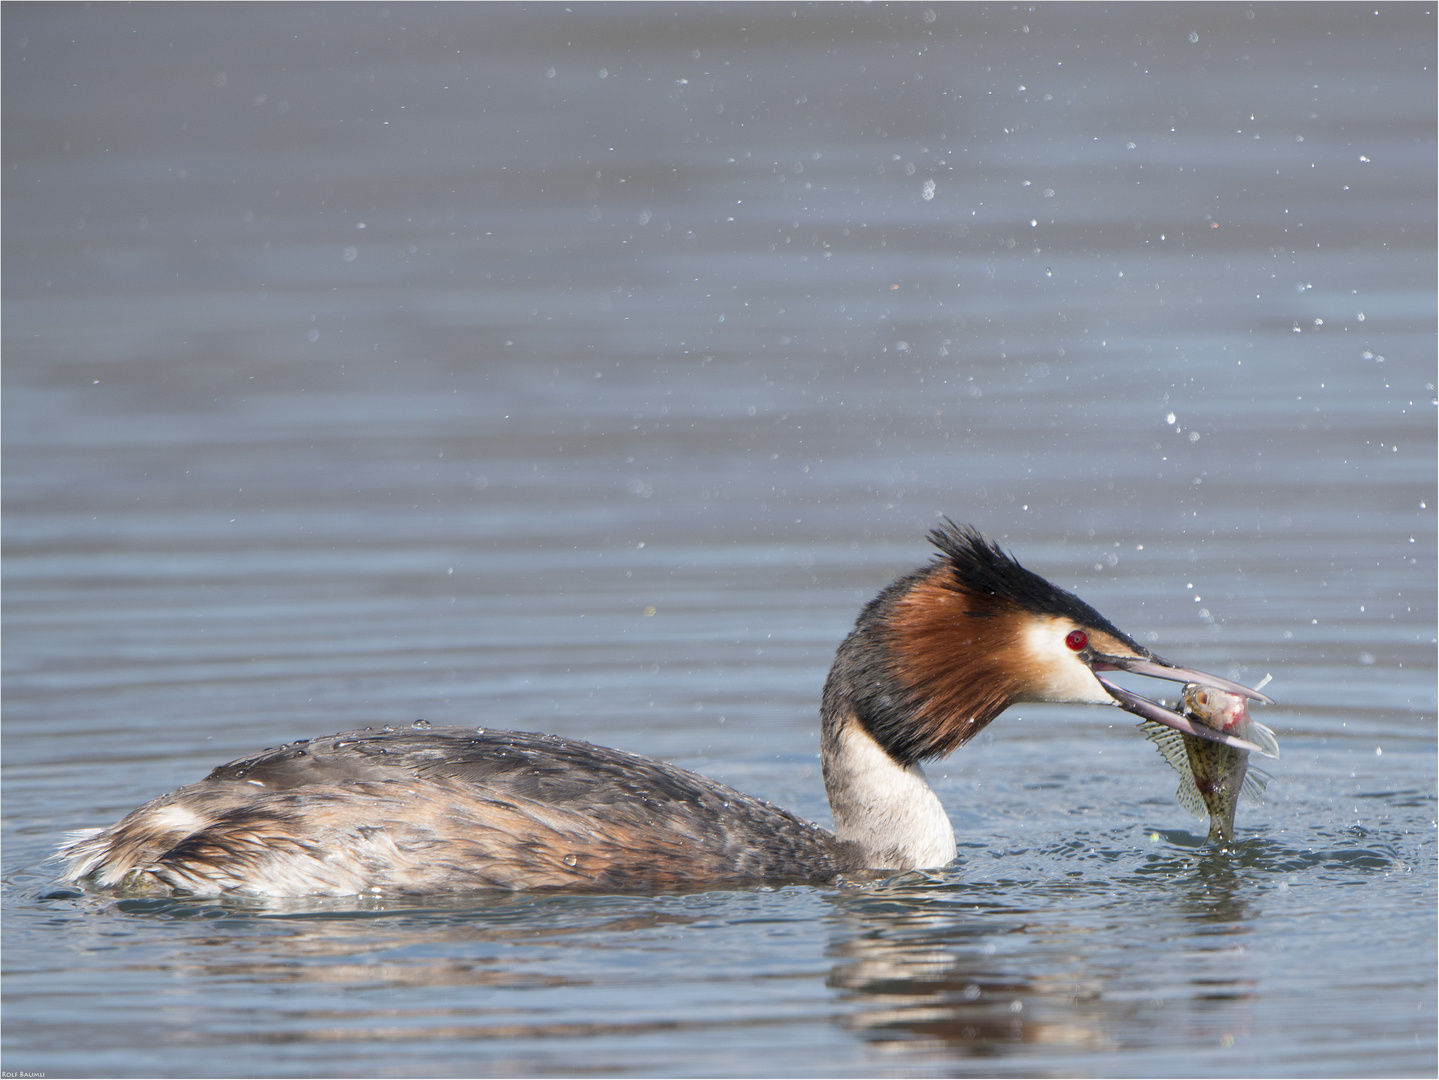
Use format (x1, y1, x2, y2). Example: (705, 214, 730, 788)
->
(821, 710, 957, 871)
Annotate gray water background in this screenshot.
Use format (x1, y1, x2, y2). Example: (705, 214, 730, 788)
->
(3, 4, 1435, 1077)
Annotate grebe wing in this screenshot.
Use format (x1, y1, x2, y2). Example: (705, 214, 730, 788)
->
(206, 726, 857, 870)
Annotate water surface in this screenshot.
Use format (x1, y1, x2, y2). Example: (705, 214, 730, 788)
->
(4, 5, 1434, 1077)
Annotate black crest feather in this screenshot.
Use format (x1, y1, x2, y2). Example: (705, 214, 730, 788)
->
(926, 520, 1144, 652)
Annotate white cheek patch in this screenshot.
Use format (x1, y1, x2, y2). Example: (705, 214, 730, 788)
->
(1021, 617, 1113, 705)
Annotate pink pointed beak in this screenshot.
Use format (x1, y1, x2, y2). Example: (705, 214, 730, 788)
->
(1090, 653, 1277, 757)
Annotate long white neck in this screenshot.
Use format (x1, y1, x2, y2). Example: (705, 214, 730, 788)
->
(820, 708, 957, 871)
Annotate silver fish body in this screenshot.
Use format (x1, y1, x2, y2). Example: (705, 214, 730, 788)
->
(1142, 683, 1278, 844)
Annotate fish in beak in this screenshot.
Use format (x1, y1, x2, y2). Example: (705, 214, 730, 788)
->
(1089, 652, 1277, 757)
(1142, 682, 1278, 843)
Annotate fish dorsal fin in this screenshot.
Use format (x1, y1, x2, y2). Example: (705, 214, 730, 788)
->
(1245, 720, 1281, 759)
(1240, 765, 1271, 807)
(1139, 720, 1206, 819)
(1239, 721, 1276, 804)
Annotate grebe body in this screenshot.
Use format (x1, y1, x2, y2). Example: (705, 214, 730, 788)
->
(60, 523, 1272, 897)
(61, 727, 861, 894)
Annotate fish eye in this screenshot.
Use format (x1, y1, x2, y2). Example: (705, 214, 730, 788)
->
(1065, 630, 1088, 652)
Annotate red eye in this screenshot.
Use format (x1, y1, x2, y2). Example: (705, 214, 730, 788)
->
(1065, 630, 1088, 652)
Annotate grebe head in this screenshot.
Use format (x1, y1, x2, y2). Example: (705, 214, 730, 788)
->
(828, 520, 1275, 767)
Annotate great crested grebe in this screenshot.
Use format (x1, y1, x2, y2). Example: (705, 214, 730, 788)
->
(60, 522, 1273, 897)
